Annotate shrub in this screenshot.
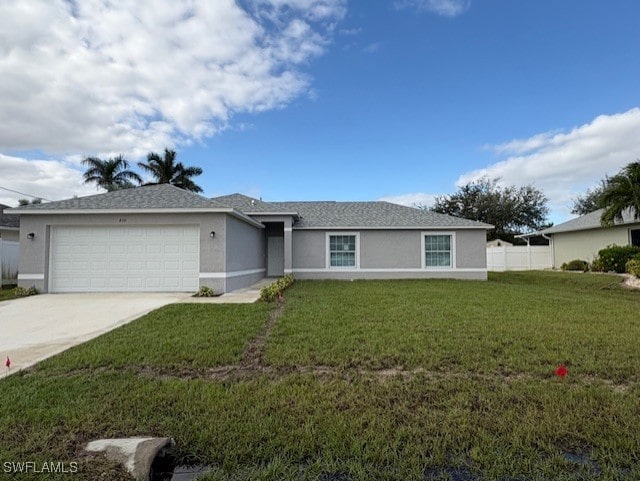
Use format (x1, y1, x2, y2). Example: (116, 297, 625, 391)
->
(595, 245, 640, 273)
(626, 254, 640, 278)
(259, 274, 294, 302)
(560, 259, 589, 272)
(194, 285, 216, 297)
(14, 285, 38, 297)
(590, 257, 605, 272)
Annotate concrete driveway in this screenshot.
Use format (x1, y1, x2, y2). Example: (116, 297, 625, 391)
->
(0, 293, 189, 378)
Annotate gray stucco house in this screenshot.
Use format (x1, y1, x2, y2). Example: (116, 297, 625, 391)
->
(535, 208, 640, 268)
(7, 184, 492, 293)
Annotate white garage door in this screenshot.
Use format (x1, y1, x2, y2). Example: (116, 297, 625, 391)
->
(50, 225, 200, 292)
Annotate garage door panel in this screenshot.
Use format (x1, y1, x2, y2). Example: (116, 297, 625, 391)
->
(90, 278, 108, 289)
(147, 244, 163, 255)
(146, 260, 162, 270)
(50, 225, 200, 292)
(127, 244, 144, 255)
(164, 243, 181, 255)
(182, 260, 199, 271)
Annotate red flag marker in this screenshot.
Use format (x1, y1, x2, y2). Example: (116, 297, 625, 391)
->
(5, 356, 10, 369)
(555, 364, 568, 378)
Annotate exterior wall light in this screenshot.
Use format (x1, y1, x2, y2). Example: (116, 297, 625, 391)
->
(27, 232, 35, 240)
(210, 231, 215, 238)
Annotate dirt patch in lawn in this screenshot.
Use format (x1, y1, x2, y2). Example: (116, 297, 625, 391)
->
(239, 298, 285, 370)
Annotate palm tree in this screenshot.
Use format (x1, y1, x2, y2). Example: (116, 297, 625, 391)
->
(82, 155, 142, 191)
(600, 160, 640, 226)
(137, 149, 203, 193)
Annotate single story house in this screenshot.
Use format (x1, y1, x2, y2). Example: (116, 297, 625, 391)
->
(0, 203, 20, 242)
(536, 208, 640, 268)
(6, 184, 492, 293)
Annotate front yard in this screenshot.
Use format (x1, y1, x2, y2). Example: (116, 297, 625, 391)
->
(1, 272, 639, 480)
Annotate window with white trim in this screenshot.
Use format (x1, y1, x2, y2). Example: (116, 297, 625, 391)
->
(424, 234, 452, 268)
(329, 234, 357, 267)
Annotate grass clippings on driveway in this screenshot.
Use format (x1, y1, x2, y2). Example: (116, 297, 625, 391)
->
(1, 272, 639, 480)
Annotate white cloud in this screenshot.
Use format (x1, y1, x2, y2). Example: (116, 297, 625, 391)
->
(395, 0, 470, 17)
(0, 0, 345, 158)
(379, 192, 438, 208)
(458, 108, 640, 221)
(0, 154, 101, 207)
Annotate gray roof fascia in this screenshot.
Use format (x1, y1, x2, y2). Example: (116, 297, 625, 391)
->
(5, 207, 265, 229)
(293, 224, 492, 230)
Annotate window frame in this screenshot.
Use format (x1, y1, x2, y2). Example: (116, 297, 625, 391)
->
(630, 228, 640, 247)
(421, 231, 456, 270)
(326, 232, 360, 269)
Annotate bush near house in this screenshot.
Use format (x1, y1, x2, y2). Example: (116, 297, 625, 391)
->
(260, 274, 294, 302)
(626, 255, 640, 278)
(594, 245, 640, 273)
(194, 285, 216, 297)
(560, 259, 589, 272)
(13, 285, 38, 297)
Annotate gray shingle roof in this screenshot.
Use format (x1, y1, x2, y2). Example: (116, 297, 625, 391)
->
(9, 184, 230, 211)
(212, 194, 294, 213)
(270, 201, 492, 229)
(0, 204, 20, 228)
(541, 208, 640, 234)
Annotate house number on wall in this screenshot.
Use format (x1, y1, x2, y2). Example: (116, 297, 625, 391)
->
(118, 218, 127, 223)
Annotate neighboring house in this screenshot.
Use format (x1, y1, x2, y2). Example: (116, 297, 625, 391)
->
(0, 203, 20, 242)
(6, 184, 492, 294)
(535, 208, 640, 268)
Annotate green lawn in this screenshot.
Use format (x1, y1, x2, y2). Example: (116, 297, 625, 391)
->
(0, 285, 17, 302)
(0, 272, 639, 480)
(266, 272, 640, 381)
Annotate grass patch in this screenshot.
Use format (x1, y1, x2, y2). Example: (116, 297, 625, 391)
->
(38, 303, 270, 373)
(266, 272, 640, 381)
(1, 272, 639, 480)
(1, 372, 639, 480)
(0, 285, 17, 302)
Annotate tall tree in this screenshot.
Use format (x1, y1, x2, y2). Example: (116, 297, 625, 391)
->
(600, 161, 640, 226)
(82, 155, 142, 191)
(18, 198, 42, 205)
(571, 179, 609, 215)
(137, 148, 203, 193)
(429, 177, 550, 242)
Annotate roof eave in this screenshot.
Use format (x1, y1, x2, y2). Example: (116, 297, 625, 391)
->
(5, 207, 265, 229)
(244, 211, 300, 216)
(293, 225, 493, 230)
(5, 207, 236, 215)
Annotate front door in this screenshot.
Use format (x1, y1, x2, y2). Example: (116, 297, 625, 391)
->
(267, 236, 284, 277)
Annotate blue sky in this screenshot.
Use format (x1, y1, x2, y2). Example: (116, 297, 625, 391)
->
(1, 0, 639, 224)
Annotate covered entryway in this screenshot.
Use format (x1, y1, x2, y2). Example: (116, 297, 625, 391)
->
(49, 225, 199, 292)
(267, 236, 284, 276)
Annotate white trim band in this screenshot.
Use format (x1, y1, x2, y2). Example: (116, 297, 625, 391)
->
(292, 268, 487, 273)
(18, 274, 45, 280)
(199, 268, 266, 279)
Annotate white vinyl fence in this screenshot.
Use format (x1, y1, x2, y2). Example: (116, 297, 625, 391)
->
(0, 238, 19, 285)
(486, 245, 552, 271)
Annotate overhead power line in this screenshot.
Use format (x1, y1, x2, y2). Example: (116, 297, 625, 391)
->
(0, 185, 53, 202)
